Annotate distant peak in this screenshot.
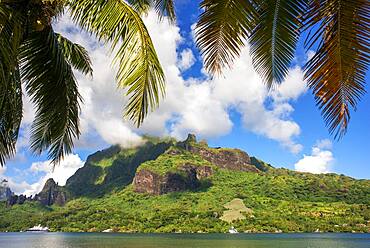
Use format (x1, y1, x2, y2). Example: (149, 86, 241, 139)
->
(42, 178, 57, 191)
(185, 134, 197, 143)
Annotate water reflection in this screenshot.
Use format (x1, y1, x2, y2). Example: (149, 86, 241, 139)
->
(0, 233, 369, 248)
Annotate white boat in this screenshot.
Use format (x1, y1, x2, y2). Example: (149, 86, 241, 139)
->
(102, 229, 113, 233)
(228, 226, 238, 234)
(26, 224, 49, 232)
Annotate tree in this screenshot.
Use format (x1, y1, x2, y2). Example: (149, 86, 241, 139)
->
(196, 0, 369, 139)
(0, 0, 174, 165)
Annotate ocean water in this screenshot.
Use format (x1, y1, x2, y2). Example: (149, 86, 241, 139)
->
(0, 233, 369, 248)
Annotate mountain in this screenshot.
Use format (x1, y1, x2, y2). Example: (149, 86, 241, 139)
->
(0, 135, 369, 233)
(0, 180, 13, 202)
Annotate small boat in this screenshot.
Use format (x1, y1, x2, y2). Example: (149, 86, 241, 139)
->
(26, 224, 49, 232)
(228, 226, 238, 234)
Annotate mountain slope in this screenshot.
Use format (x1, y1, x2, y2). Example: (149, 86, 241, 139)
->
(0, 135, 369, 233)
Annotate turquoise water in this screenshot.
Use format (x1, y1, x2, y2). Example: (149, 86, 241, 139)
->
(0, 233, 369, 248)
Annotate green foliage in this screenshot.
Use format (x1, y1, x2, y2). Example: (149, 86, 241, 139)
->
(138, 149, 214, 175)
(0, 139, 368, 233)
(0, 0, 168, 166)
(195, 0, 370, 138)
(68, 0, 165, 127)
(66, 140, 173, 197)
(1, 167, 368, 233)
(20, 27, 81, 164)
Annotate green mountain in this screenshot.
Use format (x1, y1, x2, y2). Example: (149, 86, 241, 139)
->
(0, 135, 369, 233)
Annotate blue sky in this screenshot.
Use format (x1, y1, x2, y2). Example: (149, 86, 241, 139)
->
(1, 1, 369, 195)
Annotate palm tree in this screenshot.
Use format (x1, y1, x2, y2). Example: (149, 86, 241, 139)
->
(0, 0, 174, 165)
(196, 0, 369, 139)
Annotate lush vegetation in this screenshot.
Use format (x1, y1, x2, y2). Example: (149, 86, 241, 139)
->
(0, 139, 368, 233)
(65, 139, 174, 197)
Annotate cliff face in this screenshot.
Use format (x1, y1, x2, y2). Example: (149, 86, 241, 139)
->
(133, 164, 214, 195)
(34, 178, 67, 206)
(133, 134, 259, 195)
(0, 180, 13, 201)
(177, 134, 259, 172)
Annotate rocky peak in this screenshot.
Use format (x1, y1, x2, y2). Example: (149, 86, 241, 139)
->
(34, 178, 67, 206)
(177, 134, 258, 172)
(0, 179, 13, 202)
(42, 178, 58, 191)
(185, 134, 197, 143)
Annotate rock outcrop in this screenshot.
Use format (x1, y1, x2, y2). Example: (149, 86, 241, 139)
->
(6, 194, 32, 206)
(0, 179, 13, 202)
(133, 164, 213, 195)
(178, 134, 259, 172)
(34, 178, 67, 206)
(133, 134, 261, 195)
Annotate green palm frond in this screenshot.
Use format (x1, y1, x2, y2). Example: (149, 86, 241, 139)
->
(0, 4, 24, 74)
(68, 0, 165, 127)
(304, 0, 370, 138)
(196, 0, 257, 75)
(0, 65, 22, 166)
(127, 0, 151, 14)
(56, 33, 93, 76)
(19, 27, 81, 164)
(249, 0, 307, 88)
(153, 0, 176, 22)
(0, 4, 24, 166)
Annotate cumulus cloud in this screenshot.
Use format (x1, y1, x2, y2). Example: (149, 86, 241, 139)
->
(53, 11, 308, 151)
(0, 165, 5, 175)
(177, 48, 196, 71)
(8, 154, 85, 196)
(6, 9, 311, 195)
(294, 140, 334, 174)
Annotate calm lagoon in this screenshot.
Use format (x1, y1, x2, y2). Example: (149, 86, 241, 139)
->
(0, 233, 369, 248)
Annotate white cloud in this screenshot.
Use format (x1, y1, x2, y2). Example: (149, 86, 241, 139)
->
(177, 48, 196, 71)
(6, 154, 84, 196)
(20, 154, 84, 196)
(0, 165, 5, 175)
(7, 178, 39, 196)
(51, 11, 308, 150)
(315, 139, 333, 150)
(294, 140, 334, 174)
(7, 10, 311, 195)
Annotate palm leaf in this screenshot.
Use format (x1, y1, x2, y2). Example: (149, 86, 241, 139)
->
(56, 33, 93, 76)
(195, 0, 257, 75)
(68, 0, 165, 127)
(127, 0, 176, 21)
(127, 0, 151, 14)
(0, 64, 22, 166)
(249, 0, 307, 88)
(19, 27, 81, 164)
(153, 0, 176, 22)
(0, 4, 24, 166)
(304, 0, 370, 138)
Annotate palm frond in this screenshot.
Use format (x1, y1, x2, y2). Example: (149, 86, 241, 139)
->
(19, 27, 81, 164)
(0, 64, 22, 166)
(304, 0, 370, 138)
(249, 0, 307, 88)
(195, 0, 257, 75)
(0, 4, 24, 166)
(56, 33, 93, 76)
(127, 0, 151, 15)
(0, 4, 24, 73)
(68, 0, 165, 127)
(153, 0, 176, 22)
